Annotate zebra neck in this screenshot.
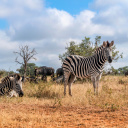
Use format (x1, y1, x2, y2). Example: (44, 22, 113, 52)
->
(93, 50, 107, 70)
(97, 49, 107, 67)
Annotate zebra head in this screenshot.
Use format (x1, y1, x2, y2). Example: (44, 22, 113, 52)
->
(10, 74, 24, 97)
(103, 41, 114, 63)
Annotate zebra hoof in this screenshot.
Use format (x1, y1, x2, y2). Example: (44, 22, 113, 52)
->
(69, 94, 72, 96)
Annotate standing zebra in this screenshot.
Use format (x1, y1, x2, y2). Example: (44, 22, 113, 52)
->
(0, 74, 24, 97)
(62, 41, 114, 96)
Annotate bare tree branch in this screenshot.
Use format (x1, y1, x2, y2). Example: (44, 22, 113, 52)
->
(14, 45, 37, 77)
(15, 56, 24, 65)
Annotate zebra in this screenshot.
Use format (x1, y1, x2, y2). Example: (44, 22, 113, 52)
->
(0, 73, 24, 97)
(62, 41, 114, 96)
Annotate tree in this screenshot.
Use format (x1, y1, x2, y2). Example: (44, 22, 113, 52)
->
(17, 63, 38, 77)
(0, 70, 5, 78)
(59, 36, 123, 63)
(109, 66, 118, 75)
(14, 45, 37, 77)
(95, 36, 101, 48)
(59, 41, 79, 62)
(118, 66, 128, 74)
(59, 37, 94, 62)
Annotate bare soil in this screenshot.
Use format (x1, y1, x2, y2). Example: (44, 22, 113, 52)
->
(0, 103, 128, 128)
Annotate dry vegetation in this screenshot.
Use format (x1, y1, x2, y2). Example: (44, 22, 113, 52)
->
(0, 76, 128, 127)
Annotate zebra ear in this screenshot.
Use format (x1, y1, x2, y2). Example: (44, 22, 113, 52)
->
(103, 41, 107, 47)
(109, 41, 114, 47)
(15, 74, 20, 80)
(21, 76, 25, 82)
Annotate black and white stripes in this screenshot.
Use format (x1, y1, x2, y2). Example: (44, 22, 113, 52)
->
(62, 41, 114, 95)
(0, 74, 24, 97)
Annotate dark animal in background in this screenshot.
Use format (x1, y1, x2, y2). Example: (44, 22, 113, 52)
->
(53, 75, 64, 84)
(125, 71, 128, 76)
(52, 68, 64, 84)
(26, 76, 38, 83)
(35, 66, 55, 81)
(56, 68, 63, 77)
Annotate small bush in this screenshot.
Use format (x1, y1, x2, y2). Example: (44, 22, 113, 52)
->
(118, 79, 126, 84)
(104, 103, 119, 112)
(26, 81, 61, 99)
(102, 84, 112, 95)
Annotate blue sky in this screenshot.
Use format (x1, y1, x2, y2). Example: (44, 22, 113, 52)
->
(0, 0, 128, 72)
(45, 0, 93, 15)
(1, 0, 93, 30)
(0, 19, 8, 29)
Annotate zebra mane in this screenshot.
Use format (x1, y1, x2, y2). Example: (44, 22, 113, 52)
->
(1, 76, 12, 84)
(1, 73, 21, 83)
(94, 45, 104, 53)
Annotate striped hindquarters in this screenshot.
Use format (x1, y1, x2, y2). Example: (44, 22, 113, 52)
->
(62, 55, 91, 78)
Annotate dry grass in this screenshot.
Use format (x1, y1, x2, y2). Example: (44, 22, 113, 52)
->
(0, 76, 128, 127)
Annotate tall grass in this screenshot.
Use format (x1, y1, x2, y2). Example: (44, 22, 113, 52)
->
(17, 76, 128, 110)
(0, 75, 128, 109)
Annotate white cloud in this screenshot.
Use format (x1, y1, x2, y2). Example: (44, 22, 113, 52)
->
(0, 0, 43, 18)
(0, 0, 127, 71)
(91, 0, 128, 9)
(0, 30, 18, 50)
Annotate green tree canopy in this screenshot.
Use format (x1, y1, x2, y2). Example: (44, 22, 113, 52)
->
(59, 36, 123, 63)
(17, 63, 38, 77)
(118, 66, 128, 74)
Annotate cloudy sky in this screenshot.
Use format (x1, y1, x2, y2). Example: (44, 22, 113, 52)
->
(0, 0, 128, 72)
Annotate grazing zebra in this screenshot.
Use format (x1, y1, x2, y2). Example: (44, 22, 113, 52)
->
(62, 41, 114, 96)
(0, 74, 24, 97)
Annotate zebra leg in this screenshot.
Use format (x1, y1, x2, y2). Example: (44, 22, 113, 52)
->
(96, 73, 102, 95)
(68, 74, 76, 96)
(91, 76, 96, 95)
(64, 71, 71, 96)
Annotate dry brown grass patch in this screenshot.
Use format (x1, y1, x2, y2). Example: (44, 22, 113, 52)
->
(0, 76, 128, 127)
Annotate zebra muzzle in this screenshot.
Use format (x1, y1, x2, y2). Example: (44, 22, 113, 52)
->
(19, 91, 24, 97)
(108, 56, 112, 63)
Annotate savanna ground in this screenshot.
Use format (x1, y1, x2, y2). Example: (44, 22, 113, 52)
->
(0, 76, 128, 128)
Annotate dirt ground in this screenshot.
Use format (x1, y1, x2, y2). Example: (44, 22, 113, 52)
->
(0, 103, 128, 128)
